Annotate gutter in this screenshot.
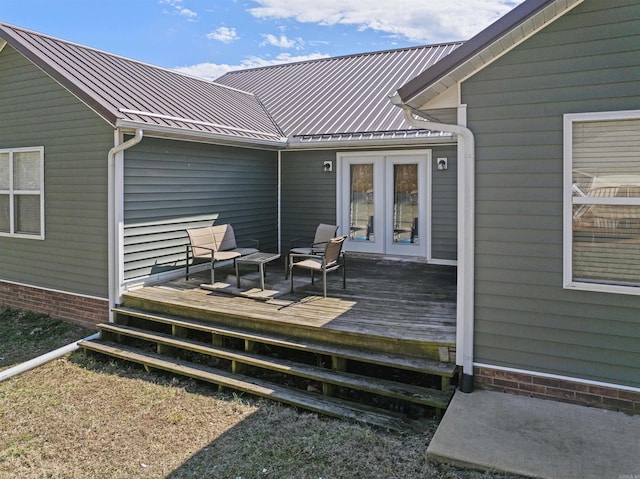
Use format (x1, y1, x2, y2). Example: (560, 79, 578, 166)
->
(115, 120, 286, 150)
(108, 129, 143, 322)
(394, 103, 475, 393)
(0, 332, 100, 383)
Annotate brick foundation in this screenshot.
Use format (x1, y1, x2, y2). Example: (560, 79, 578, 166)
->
(475, 365, 640, 415)
(0, 281, 108, 329)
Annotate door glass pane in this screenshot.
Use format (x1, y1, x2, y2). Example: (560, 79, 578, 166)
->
(349, 163, 374, 242)
(15, 194, 41, 235)
(0, 153, 9, 190)
(393, 163, 418, 244)
(14, 151, 40, 190)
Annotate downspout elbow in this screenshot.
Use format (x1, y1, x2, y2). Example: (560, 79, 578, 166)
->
(108, 128, 144, 161)
(401, 107, 474, 152)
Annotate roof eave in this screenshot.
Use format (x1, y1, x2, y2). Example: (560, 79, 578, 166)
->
(286, 133, 455, 150)
(397, 0, 585, 109)
(116, 120, 287, 150)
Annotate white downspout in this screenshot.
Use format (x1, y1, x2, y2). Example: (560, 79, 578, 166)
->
(278, 150, 282, 254)
(401, 107, 475, 393)
(107, 129, 143, 322)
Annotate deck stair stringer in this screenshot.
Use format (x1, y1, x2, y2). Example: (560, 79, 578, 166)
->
(78, 306, 458, 430)
(80, 340, 426, 432)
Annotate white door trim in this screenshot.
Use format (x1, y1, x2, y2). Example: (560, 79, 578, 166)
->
(336, 149, 432, 258)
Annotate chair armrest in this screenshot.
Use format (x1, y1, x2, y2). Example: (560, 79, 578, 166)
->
(186, 244, 216, 257)
(289, 237, 313, 249)
(289, 252, 321, 265)
(310, 240, 330, 254)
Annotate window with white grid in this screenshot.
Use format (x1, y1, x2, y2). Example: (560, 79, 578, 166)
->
(0, 147, 44, 239)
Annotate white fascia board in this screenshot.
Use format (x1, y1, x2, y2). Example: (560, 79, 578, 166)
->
(115, 120, 286, 149)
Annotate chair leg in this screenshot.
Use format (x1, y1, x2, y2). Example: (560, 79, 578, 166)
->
(290, 264, 294, 293)
(185, 246, 190, 280)
(285, 253, 290, 278)
(211, 260, 215, 284)
(323, 270, 327, 298)
(342, 262, 346, 289)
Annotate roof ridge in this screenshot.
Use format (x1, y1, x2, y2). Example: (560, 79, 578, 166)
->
(221, 41, 466, 76)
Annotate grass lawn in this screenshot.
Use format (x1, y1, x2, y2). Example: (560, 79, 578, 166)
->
(0, 309, 526, 479)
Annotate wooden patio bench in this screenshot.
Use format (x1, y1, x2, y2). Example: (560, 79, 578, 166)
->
(185, 224, 259, 284)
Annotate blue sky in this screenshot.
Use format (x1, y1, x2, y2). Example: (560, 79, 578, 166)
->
(0, 0, 523, 80)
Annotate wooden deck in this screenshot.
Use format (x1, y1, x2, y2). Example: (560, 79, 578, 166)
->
(123, 255, 457, 361)
(81, 255, 459, 428)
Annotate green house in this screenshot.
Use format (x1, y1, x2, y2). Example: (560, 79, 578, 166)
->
(1, 0, 638, 415)
(0, 24, 458, 324)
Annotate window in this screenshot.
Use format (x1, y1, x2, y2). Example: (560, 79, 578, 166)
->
(564, 111, 640, 294)
(0, 147, 44, 239)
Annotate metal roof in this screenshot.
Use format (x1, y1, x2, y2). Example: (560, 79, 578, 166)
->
(215, 43, 462, 140)
(0, 22, 463, 148)
(394, 0, 584, 109)
(0, 23, 285, 146)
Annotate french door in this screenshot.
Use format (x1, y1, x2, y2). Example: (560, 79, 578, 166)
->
(337, 151, 430, 256)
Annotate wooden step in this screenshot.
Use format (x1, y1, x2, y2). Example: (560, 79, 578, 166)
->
(112, 306, 457, 378)
(79, 339, 428, 432)
(98, 322, 454, 409)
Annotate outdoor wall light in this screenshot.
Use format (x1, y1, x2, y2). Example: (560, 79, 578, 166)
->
(323, 160, 333, 172)
(437, 158, 448, 171)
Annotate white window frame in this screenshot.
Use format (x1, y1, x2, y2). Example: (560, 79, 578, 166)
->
(0, 146, 45, 240)
(563, 110, 640, 295)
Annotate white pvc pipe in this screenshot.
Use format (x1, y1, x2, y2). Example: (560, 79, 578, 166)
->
(0, 332, 99, 383)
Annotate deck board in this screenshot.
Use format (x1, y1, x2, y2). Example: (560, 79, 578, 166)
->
(126, 256, 457, 347)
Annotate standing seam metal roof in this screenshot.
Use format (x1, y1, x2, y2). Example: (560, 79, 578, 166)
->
(0, 22, 462, 146)
(0, 23, 285, 144)
(215, 43, 463, 138)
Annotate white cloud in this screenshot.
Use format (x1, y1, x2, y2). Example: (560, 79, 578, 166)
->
(207, 26, 239, 43)
(248, 0, 523, 43)
(160, 0, 198, 21)
(179, 8, 197, 20)
(261, 34, 304, 49)
(174, 52, 330, 81)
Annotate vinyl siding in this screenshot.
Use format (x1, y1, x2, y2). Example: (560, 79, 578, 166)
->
(431, 145, 457, 261)
(123, 138, 277, 279)
(462, 0, 640, 387)
(281, 150, 338, 249)
(0, 45, 114, 298)
(280, 146, 457, 261)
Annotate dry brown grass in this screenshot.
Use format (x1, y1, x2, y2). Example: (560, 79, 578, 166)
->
(0, 310, 526, 478)
(0, 354, 526, 479)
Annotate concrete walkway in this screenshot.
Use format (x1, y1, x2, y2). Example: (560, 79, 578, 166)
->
(428, 389, 640, 479)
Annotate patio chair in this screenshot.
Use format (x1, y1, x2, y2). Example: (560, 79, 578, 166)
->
(185, 224, 259, 284)
(286, 223, 338, 277)
(289, 236, 347, 297)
